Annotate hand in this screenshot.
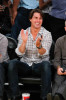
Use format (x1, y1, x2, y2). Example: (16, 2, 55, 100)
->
(0, 5, 5, 12)
(57, 66, 66, 75)
(36, 35, 43, 47)
(47, 0, 51, 3)
(21, 29, 28, 43)
(62, 71, 66, 75)
(48, 0, 51, 2)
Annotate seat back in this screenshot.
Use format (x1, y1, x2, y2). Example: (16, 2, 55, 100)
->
(6, 36, 17, 60)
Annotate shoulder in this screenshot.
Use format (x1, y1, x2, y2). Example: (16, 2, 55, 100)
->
(0, 33, 8, 42)
(41, 26, 51, 34)
(0, 34, 8, 46)
(55, 35, 66, 48)
(41, 27, 52, 39)
(56, 35, 66, 44)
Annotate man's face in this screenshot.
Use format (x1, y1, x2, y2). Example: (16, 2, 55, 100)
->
(30, 12, 43, 29)
(64, 26, 66, 31)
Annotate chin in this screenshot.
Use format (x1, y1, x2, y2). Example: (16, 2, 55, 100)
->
(35, 26, 41, 29)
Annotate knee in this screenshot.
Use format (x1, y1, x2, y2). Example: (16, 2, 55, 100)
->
(8, 59, 17, 71)
(41, 61, 51, 73)
(0, 63, 4, 71)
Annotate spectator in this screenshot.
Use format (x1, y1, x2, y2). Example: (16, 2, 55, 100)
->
(45, 0, 66, 42)
(9, 0, 39, 41)
(39, 0, 52, 30)
(0, 33, 9, 100)
(8, 9, 52, 100)
(0, 0, 12, 35)
(47, 22, 66, 100)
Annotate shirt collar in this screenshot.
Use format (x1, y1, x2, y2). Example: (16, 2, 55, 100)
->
(27, 26, 44, 36)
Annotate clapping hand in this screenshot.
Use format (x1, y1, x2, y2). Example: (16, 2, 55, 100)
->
(36, 35, 43, 47)
(21, 29, 28, 43)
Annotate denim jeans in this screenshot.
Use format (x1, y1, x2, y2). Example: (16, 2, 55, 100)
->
(8, 59, 51, 99)
(0, 62, 8, 97)
(0, 63, 4, 97)
(10, 7, 32, 41)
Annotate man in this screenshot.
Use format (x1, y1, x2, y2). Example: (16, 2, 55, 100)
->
(41, 0, 66, 42)
(0, 33, 9, 100)
(47, 22, 66, 100)
(8, 9, 52, 100)
(9, 0, 39, 41)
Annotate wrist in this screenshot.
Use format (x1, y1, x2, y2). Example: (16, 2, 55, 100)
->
(36, 45, 42, 49)
(22, 41, 27, 45)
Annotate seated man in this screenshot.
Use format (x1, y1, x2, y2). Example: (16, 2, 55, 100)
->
(8, 9, 52, 100)
(47, 22, 66, 100)
(0, 33, 9, 100)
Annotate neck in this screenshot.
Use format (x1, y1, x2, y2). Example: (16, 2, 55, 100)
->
(30, 27, 41, 40)
(31, 27, 41, 35)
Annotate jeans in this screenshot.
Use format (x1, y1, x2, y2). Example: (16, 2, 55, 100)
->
(8, 59, 51, 99)
(10, 7, 32, 41)
(0, 62, 8, 97)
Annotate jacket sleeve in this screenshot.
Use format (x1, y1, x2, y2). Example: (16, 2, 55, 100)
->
(53, 38, 62, 69)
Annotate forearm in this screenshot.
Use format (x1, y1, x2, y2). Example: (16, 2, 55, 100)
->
(53, 60, 61, 69)
(12, 0, 20, 12)
(39, 0, 51, 9)
(19, 41, 26, 54)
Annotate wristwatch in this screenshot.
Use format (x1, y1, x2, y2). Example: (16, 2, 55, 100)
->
(36, 45, 42, 49)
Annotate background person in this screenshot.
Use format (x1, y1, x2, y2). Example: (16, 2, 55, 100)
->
(47, 22, 66, 100)
(39, 0, 52, 31)
(49, 0, 66, 42)
(0, 0, 12, 35)
(0, 33, 9, 100)
(9, 0, 39, 41)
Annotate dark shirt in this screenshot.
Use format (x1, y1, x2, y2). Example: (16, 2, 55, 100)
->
(50, 0, 66, 20)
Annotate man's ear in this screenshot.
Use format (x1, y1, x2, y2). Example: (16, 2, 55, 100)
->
(29, 19, 31, 22)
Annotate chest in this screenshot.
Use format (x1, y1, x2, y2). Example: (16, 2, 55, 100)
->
(61, 41, 66, 56)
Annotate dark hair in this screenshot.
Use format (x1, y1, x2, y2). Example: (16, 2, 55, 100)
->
(0, 0, 9, 4)
(29, 9, 43, 20)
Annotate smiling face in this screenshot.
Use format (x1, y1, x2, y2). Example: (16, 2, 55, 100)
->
(30, 12, 43, 29)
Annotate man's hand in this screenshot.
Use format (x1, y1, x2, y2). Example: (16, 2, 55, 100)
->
(21, 29, 28, 44)
(0, 5, 5, 12)
(57, 66, 66, 75)
(18, 29, 28, 53)
(36, 35, 43, 48)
